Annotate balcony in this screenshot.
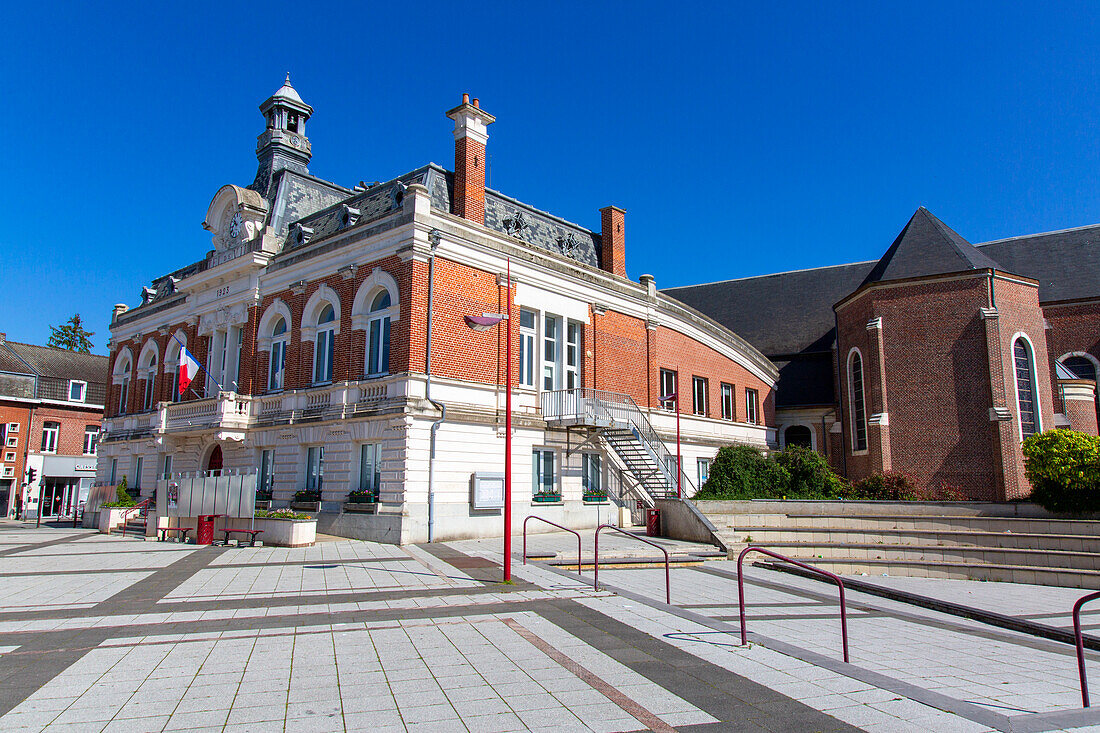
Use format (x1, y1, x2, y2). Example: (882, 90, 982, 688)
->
(103, 377, 407, 441)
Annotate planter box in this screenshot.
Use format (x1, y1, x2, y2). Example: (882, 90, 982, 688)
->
(227, 518, 316, 547)
(343, 502, 378, 514)
(290, 501, 321, 512)
(98, 507, 128, 534)
(255, 500, 271, 510)
(532, 495, 563, 503)
(583, 497, 610, 504)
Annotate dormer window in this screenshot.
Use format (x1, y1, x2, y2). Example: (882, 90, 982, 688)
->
(341, 205, 361, 229)
(69, 380, 87, 403)
(292, 225, 314, 247)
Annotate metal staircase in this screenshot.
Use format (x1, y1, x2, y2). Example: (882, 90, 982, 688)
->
(541, 389, 695, 506)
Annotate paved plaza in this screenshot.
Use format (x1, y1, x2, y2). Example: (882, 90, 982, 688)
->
(3, 522, 1100, 731)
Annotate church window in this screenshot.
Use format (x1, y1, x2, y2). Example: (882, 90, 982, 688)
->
(848, 350, 867, 452)
(1014, 338, 1040, 439)
(1062, 355, 1097, 382)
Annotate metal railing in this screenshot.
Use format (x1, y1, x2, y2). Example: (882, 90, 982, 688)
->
(594, 524, 671, 604)
(540, 388, 697, 500)
(1074, 590, 1100, 706)
(737, 546, 850, 663)
(110, 498, 152, 537)
(523, 516, 583, 577)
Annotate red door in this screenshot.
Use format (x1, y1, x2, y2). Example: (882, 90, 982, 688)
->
(207, 446, 223, 475)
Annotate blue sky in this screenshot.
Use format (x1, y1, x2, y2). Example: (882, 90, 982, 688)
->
(3, 2, 1100, 352)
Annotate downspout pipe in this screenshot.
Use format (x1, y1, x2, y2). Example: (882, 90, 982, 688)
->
(426, 229, 446, 542)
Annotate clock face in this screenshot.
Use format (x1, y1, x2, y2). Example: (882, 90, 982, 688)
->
(228, 212, 243, 239)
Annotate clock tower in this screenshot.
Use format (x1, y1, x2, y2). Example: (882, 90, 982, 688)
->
(250, 74, 314, 198)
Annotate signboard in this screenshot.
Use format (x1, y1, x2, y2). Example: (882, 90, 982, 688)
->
(470, 472, 504, 511)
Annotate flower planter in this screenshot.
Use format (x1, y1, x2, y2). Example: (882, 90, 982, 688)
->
(583, 495, 610, 503)
(532, 495, 563, 503)
(255, 500, 272, 510)
(290, 501, 321, 512)
(343, 502, 378, 514)
(98, 507, 129, 533)
(226, 517, 316, 547)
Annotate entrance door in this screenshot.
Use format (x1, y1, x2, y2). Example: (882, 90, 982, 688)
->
(207, 446, 223, 476)
(0, 479, 9, 518)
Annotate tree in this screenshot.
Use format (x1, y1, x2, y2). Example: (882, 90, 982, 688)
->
(47, 314, 95, 353)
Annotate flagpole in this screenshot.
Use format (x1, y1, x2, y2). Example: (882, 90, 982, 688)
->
(172, 334, 223, 394)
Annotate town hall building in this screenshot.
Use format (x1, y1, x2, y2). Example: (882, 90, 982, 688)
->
(97, 78, 778, 543)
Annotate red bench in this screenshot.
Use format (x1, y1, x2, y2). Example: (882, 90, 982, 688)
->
(222, 529, 264, 547)
(159, 526, 191, 542)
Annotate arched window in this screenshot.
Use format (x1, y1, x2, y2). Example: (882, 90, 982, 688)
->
(117, 357, 132, 415)
(314, 304, 336, 384)
(848, 350, 867, 452)
(269, 317, 288, 391)
(141, 352, 158, 411)
(784, 425, 813, 450)
(367, 291, 391, 376)
(1014, 338, 1040, 439)
(1062, 355, 1097, 382)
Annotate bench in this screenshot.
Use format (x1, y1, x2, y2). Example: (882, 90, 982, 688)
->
(159, 526, 191, 542)
(221, 528, 264, 547)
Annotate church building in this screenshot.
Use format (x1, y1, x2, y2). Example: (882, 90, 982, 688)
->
(98, 79, 778, 543)
(669, 207, 1100, 500)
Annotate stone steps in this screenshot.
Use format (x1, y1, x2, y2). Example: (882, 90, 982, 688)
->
(700, 507, 1100, 588)
(715, 513, 1100, 536)
(719, 537, 1100, 571)
(751, 556, 1100, 590)
(719, 525, 1100, 553)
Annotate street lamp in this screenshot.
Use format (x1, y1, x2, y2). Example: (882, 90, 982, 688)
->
(660, 391, 682, 498)
(464, 258, 514, 582)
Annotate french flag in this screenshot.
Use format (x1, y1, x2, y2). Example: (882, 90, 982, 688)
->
(178, 346, 201, 396)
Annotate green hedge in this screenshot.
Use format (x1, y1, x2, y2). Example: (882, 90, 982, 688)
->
(695, 446, 844, 500)
(1023, 429, 1100, 513)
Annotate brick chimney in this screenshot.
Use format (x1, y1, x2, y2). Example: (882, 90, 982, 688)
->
(599, 206, 626, 277)
(446, 94, 495, 225)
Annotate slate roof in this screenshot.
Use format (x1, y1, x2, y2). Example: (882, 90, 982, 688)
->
(2, 342, 109, 384)
(664, 261, 873, 357)
(664, 208, 1100, 409)
(861, 207, 1002, 287)
(976, 223, 1100, 303)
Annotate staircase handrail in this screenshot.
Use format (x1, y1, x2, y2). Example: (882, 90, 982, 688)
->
(109, 498, 152, 536)
(543, 388, 698, 500)
(593, 524, 671, 604)
(737, 545, 849, 663)
(1074, 590, 1100, 707)
(523, 516, 583, 576)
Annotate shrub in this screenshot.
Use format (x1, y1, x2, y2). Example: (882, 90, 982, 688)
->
(1023, 430, 1100, 514)
(774, 446, 849, 499)
(845, 471, 919, 501)
(104, 478, 137, 508)
(694, 446, 790, 500)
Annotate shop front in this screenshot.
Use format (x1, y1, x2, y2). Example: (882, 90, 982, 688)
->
(36, 456, 97, 519)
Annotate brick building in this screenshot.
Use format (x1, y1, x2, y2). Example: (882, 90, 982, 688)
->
(669, 207, 1100, 500)
(0, 334, 107, 518)
(98, 79, 778, 542)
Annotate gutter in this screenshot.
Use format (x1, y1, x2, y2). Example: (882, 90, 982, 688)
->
(426, 229, 446, 542)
